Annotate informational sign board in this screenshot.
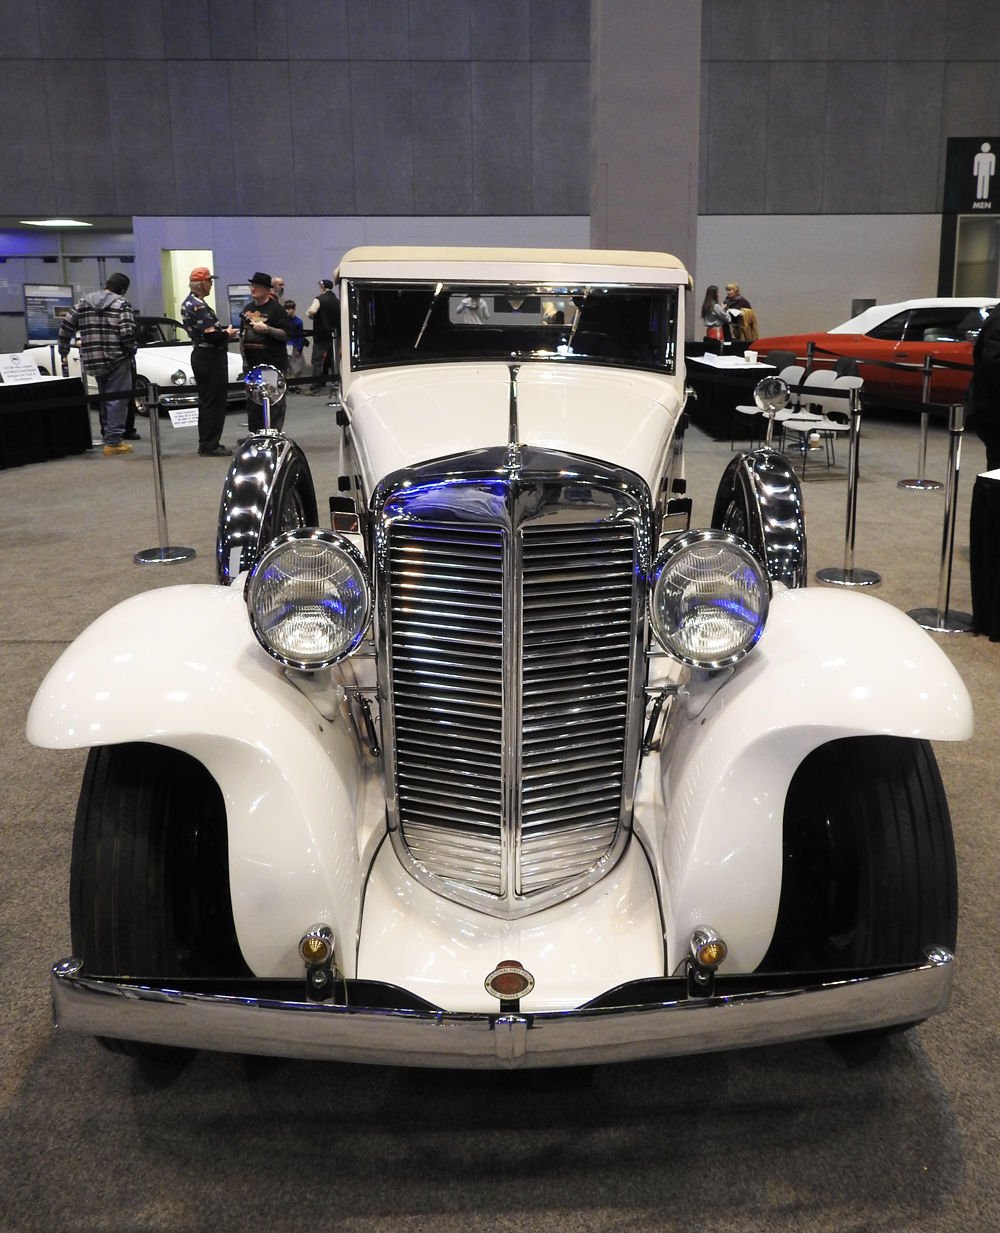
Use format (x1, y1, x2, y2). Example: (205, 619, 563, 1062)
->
(167, 406, 199, 428)
(0, 351, 44, 384)
(227, 284, 250, 328)
(24, 284, 75, 343)
(944, 137, 1000, 214)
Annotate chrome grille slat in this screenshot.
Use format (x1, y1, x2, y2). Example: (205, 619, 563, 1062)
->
(381, 462, 644, 915)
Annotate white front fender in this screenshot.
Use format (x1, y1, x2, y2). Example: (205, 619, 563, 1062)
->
(652, 586, 973, 973)
(27, 584, 369, 978)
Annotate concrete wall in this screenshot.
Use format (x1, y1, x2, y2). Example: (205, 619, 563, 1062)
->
(696, 214, 945, 338)
(700, 0, 1000, 216)
(0, 0, 589, 218)
(590, 0, 700, 262)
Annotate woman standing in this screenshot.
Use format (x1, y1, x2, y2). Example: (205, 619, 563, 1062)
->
(701, 285, 730, 341)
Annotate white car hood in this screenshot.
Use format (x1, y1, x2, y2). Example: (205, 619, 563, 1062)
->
(139, 344, 243, 381)
(346, 362, 683, 492)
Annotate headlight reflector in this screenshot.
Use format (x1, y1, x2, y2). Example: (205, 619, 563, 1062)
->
(170, 368, 188, 386)
(246, 529, 371, 668)
(650, 529, 769, 668)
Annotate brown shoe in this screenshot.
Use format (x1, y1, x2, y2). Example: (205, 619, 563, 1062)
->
(103, 441, 134, 456)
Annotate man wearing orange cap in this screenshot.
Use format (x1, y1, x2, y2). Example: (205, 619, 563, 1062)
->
(180, 266, 238, 456)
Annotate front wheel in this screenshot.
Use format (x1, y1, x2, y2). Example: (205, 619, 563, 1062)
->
(70, 742, 249, 1058)
(762, 736, 957, 973)
(133, 375, 151, 416)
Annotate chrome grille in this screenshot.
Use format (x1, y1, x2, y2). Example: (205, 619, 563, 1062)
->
(388, 523, 506, 895)
(383, 497, 644, 915)
(518, 522, 636, 893)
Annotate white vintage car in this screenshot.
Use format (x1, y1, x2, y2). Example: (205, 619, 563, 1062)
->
(29, 247, 972, 1070)
(29, 316, 245, 412)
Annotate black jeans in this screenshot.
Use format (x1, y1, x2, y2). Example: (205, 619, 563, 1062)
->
(192, 346, 230, 449)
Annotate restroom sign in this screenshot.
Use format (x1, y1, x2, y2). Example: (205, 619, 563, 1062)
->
(944, 137, 1000, 213)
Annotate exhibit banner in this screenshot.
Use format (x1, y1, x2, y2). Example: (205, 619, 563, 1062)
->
(24, 284, 75, 343)
(227, 284, 250, 328)
(945, 137, 1000, 213)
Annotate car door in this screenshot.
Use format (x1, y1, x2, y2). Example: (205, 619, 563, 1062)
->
(883, 307, 979, 408)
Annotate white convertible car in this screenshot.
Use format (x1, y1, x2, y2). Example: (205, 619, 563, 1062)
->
(29, 316, 245, 412)
(29, 247, 972, 1069)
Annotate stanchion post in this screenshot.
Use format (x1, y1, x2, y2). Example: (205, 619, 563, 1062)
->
(134, 382, 197, 566)
(816, 386, 881, 587)
(898, 356, 943, 491)
(908, 403, 973, 634)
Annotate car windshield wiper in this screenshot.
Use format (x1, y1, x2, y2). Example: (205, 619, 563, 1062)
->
(414, 282, 445, 350)
(567, 286, 590, 351)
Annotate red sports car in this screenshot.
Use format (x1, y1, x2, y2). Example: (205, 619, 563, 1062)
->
(754, 297, 997, 409)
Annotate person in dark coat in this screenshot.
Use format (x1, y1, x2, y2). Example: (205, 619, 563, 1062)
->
(239, 272, 291, 432)
(181, 266, 238, 456)
(967, 304, 1000, 471)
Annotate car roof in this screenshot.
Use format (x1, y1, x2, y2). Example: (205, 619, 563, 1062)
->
(338, 246, 692, 288)
(829, 297, 998, 334)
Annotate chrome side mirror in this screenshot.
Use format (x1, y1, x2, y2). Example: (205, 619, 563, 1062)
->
(245, 364, 287, 431)
(753, 376, 789, 414)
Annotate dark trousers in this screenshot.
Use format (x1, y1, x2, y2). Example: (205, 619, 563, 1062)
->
(192, 346, 230, 449)
(310, 334, 334, 387)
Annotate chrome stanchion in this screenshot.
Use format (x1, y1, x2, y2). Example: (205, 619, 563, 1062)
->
(816, 386, 881, 587)
(134, 382, 196, 565)
(898, 357, 943, 491)
(908, 403, 973, 633)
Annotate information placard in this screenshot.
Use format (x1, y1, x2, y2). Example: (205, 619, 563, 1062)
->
(24, 284, 75, 343)
(0, 351, 44, 384)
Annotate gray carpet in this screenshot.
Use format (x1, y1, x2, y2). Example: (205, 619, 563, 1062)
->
(2, 396, 997, 1233)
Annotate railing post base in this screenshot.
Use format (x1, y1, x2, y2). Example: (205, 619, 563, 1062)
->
(907, 607, 974, 634)
(816, 566, 881, 587)
(134, 546, 197, 565)
(897, 477, 943, 491)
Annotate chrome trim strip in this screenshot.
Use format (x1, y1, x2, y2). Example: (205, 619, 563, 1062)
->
(51, 951, 954, 1071)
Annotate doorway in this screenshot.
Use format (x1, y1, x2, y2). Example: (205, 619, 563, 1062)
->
(954, 216, 1000, 296)
(161, 248, 215, 320)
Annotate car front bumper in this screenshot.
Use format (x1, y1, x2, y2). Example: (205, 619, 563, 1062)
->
(51, 950, 954, 1069)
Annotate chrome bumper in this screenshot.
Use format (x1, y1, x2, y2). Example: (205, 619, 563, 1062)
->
(51, 951, 954, 1069)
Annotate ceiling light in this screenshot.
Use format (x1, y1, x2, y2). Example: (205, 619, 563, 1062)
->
(19, 218, 93, 228)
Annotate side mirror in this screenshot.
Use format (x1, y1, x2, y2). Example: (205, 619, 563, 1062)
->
(753, 376, 789, 414)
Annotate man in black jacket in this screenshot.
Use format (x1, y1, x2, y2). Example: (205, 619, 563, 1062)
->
(239, 272, 291, 432)
(305, 278, 340, 393)
(967, 304, 1000, 471)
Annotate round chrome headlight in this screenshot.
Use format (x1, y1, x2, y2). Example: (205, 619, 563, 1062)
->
(650, 529, 770, 668)
(170, 368, 188, 386)
(246, 529, 371, 668)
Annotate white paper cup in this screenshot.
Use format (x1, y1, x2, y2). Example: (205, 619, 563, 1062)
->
(745, 349, 758, 364)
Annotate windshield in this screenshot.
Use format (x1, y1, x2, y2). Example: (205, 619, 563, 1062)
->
(349, 281, 679, 374)
(137, 319, 189, 346)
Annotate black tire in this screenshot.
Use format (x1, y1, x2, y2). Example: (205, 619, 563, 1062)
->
(762, 736, 957, 973)
(71, 742, 249, 1059)
(133, 375, 151, 416)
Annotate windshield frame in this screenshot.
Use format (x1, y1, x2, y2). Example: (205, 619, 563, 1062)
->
(347, 279, 680, 376)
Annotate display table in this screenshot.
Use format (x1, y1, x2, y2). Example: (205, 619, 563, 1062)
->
(0, 377, 92, 468)
(685, 348, 775, 440)
(971, 468, 1000, 641)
